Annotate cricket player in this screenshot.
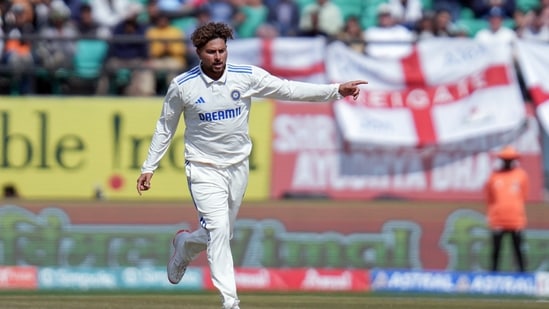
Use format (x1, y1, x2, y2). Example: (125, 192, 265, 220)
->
(136, 22, 367, 309)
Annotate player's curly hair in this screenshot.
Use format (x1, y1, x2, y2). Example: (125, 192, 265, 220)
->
(191, 22, 234, 49)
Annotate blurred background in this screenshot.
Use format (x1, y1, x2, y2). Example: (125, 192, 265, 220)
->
(1, 0, 549, 298)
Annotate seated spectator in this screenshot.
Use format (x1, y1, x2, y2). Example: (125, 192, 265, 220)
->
(96, 4, 155, 96)
(89, 0, 133, 29)
(363, 3, 415, 58)
(337, 15, 365, 54)
(471, 0, 516, 19)
(475, 6, 517, 45)
(76, 3, 111, 38)
(387, 0, 423, 30)
(298, 0, 344, 38)
(521, 6, 549, 41)
(181, 4, 213, 35)
(265, 0, 300, 37)
(2, 3, 35, 94)
(64, 0, 84, 21)
(206, 0, 238, 25)
(233, 0, 268, 38)
(433, 0, 464, 22)
(432, 7, 462, 37)
(35, 1, 77, 72)
(146, 12, 187, 94)
(414, 11, 436, 40)
(0, 15, 4, 62)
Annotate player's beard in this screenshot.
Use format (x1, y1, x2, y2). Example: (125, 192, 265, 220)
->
(212, 61, 224, 73)
(202, 61, 225, 79)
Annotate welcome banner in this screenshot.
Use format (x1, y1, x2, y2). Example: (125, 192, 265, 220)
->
(327, 39, 526, 148)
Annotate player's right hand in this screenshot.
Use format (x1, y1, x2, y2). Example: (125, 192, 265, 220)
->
(136, 173, 153, 196)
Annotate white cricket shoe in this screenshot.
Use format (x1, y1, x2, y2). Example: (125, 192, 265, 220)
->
(167, 229, 190, 284)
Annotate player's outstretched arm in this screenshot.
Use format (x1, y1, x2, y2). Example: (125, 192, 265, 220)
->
(136, 172, 154, 196)
(339, 80, 368, 100)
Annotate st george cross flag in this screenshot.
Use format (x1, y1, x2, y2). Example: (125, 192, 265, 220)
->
(327, 39, 526, 147)
(227, 37, 328, 83)
(515, 40, 549, 133)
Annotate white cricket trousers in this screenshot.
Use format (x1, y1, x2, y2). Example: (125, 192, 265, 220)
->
(184, 159, 248, 309)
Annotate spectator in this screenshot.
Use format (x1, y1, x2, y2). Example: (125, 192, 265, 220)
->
(363, 3, 415, 58)
(96, 3, 155, 96)
(35, 1, 77, 70)
(433, 0, 464, 22)
(146, 12, 187, 94)
(484, 146, 529, 272)
(233, 0, 268, 38)
(35, 1, 77, 93)
(298, 0, 344, 37)
(89, 0, 133, 29)
(471, 0, 516, 19)
(265, 0, 300, 37)
(9, 0, 34, 26)
(512, 8, 530, 38)
(432, 7, 462, 37)
(63, 0, 84, 21)
(337, 15, 365, 54)
(414, 11, 436, 40)
(387, 0, 423, 30)
(521, 6, 549, 41)
(183, 5, 213, 68)
(183, 4, 213, 35)
(207, 0, 238, 25)
(75, 2, 111, 38)
(475, 6, 517, 45)
(2, 3, 35, 94)
(0, 12, 4, 61)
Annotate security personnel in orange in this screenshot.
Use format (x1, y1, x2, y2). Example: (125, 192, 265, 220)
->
(484, 146, 529, 272)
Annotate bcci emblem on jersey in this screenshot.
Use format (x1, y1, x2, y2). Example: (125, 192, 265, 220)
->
(231, 90, 240, 101)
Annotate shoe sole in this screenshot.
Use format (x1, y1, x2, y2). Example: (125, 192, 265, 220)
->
(167, 229, 190, 284)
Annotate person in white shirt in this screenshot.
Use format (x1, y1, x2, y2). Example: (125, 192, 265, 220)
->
(475, 6, 517, 45)
(135, 22, 366, 309)
(363, 3, 416, 58)
(298, 0, 344, 37)
(387, 0, 423, 30)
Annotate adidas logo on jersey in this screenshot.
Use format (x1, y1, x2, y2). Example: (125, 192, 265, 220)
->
(195, 97, 205, 104)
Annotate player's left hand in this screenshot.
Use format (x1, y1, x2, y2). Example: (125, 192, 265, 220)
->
(339, 80, 368, 100)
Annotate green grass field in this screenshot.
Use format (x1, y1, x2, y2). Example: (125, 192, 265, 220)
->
(1, 292, 548, 309)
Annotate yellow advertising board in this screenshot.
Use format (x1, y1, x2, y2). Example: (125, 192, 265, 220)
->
(0, 97, 272, 201)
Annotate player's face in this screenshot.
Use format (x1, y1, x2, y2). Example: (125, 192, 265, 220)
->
(197, 38, 227, 80)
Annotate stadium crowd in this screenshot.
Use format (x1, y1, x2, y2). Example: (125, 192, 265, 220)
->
(0, 0, 548, 96)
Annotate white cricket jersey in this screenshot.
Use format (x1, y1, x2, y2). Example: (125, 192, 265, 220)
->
(141, 63, 342, 172)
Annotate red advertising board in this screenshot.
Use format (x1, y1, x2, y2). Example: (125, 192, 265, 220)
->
(0, 266, 38, 289)
(202, 268, 370, 292)
(271, 102, 544, 201)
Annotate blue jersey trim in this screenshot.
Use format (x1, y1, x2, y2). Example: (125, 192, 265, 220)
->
(227, 64, 252, 74)
(176, 67, 201, 85)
